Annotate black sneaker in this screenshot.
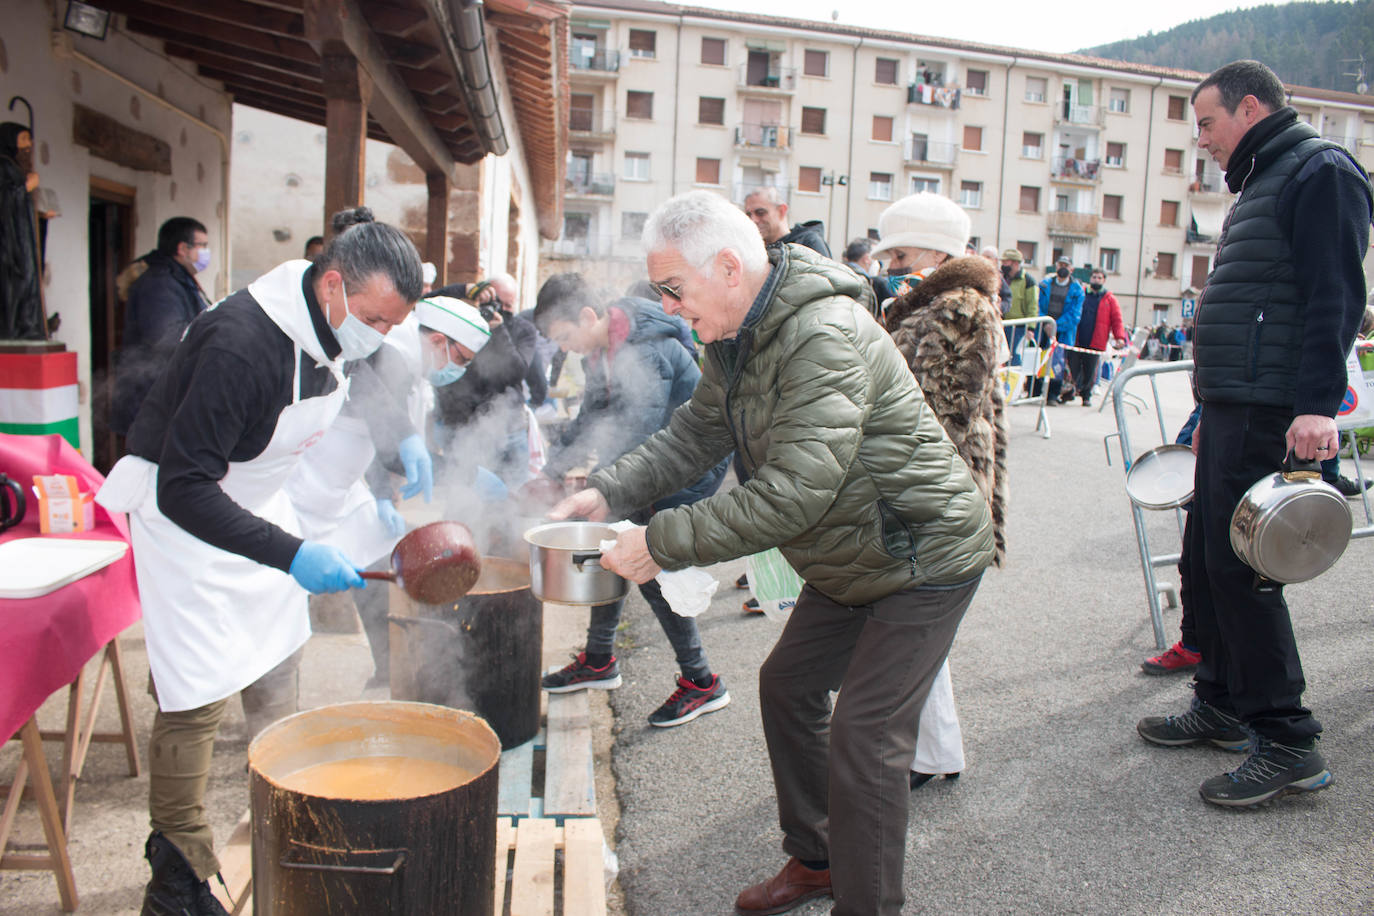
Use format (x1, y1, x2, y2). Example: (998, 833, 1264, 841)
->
(1199, 735, 1332, 807)
(648, 675, 731, 727)
(735, 573, 750, 589)
(140, 831, 229, 916)
(1137, 697, 1249, 751)
(1330, 475, 1371, 498)
(541, 652, 622, 693)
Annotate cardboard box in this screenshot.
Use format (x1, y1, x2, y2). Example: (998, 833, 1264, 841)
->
(33, 474, 94, 533)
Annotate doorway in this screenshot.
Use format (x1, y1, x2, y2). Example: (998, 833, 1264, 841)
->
(88, 177, 135, 473)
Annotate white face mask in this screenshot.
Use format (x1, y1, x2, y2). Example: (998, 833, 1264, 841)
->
(331, 282, 384, 360)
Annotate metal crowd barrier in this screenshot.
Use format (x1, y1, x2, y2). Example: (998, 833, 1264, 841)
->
(1000, 315, 1059, 439)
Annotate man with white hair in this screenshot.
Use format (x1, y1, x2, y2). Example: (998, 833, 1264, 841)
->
(742, 185, 832, 258)
(551, 190, 994, 916)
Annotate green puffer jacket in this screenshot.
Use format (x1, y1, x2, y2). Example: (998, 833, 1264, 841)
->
(589, 244, 995, 605)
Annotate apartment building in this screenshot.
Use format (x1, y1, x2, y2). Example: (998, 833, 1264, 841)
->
(547, 0, 1374, 327)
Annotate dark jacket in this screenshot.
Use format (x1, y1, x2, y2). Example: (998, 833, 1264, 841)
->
(778, 220, 832, 259)
(591, 244, 994, 604)
(111, 251, 211, 435)
(1194, 109, 1371, 416)
(1037, 275, 1085, 342)
(544, 299, 700, 481)
(0, 124, 43, 341)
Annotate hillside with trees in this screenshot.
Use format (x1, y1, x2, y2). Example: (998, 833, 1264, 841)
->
(1081, 0, 1373, 93)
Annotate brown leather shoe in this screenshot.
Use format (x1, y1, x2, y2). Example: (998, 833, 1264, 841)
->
(734, 857, 832, 915)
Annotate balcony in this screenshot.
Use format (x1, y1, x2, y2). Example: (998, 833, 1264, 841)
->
(1046, 210, 1099, 236)
(907, 83, 961, 109)
(570, 49, 620, 77)
(738, 64, 796, 92)
(1054, 103, 1105, 127)
(566, 172, 615, 197)
(1188, 173, 1227, 197)
(734, 123, 793, 152)
(904, 139, 958, 168)
(568, 108, 616, 139)
(1050, 156, 1102, 183)
(548, 235, 613, 259)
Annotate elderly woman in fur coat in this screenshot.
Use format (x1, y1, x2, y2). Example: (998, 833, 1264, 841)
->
(870, 191, 1009, 790)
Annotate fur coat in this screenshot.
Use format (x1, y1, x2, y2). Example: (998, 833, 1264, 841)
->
(885, 256, 1008, 565)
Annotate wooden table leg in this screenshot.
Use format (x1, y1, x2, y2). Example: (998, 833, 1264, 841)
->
(107, 638, 143, 777)
(0, 717, 79, 912)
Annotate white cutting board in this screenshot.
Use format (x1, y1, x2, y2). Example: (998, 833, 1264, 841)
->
(0, 537, 129, 599)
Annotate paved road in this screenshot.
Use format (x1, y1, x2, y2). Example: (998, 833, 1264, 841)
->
(603, 370, 1374, 915)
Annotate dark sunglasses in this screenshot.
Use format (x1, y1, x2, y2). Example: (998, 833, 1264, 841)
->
(648, 280, 684, 301)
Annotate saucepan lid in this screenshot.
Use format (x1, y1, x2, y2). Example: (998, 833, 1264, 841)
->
(1125, 444, 1196, 510)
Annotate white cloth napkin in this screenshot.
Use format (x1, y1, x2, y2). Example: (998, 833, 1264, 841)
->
(599, 522, 719, 617)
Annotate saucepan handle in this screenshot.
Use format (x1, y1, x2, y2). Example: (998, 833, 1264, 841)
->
(571, 552, 602, 569)
(360, 570, 398, 582)
(1281, 451, 1322, 481)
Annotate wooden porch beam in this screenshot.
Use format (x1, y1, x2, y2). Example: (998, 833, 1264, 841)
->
(107, 3, 319, 63)
(304, 0, 456, 178)
(320, 52, 371, 236)
(426, 171, 449, 287)
(119, 0, 306, 38)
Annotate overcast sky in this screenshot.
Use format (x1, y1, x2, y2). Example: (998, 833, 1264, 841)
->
(701, 0, 1312, 57)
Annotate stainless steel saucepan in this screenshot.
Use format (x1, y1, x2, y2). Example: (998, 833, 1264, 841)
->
(1230, 454, 1351, 584)
(524, 521, 629, 606)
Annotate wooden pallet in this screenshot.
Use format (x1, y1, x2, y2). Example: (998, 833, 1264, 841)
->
(498, 691, 596, 821)
(494, 817, 607, 916)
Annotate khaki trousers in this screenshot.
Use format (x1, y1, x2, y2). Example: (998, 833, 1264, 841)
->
(147, 648, 303, 880)
(759, 578, 979, 916)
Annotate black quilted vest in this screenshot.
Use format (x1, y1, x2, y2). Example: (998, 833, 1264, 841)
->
(1194, 119, 1345, 407)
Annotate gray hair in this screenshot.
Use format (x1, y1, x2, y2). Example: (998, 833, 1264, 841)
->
(319, 207, 425, 302)
(642, 190, 768, 275)
(743, 186, 785, 207)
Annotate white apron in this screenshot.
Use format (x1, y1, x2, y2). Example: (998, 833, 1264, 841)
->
(98, 260, 348, 712)
(286, 413, 399, 567)
(911, 659, 965, 774)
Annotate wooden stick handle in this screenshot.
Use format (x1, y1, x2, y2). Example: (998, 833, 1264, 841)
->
(359, 570, 397, 582)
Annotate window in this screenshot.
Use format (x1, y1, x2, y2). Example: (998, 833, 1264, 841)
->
(1191, 254, 1211, 289)
(695, 157, 720, 185)
(1025, 76, 1047, 103)
(700, 37, 725, 66)
(1055, 192, 1071, 212)
(628, 29, 656, 58)
(698, 97, 725, 125)
(966, 68, 989, 95)
(569, 92, 595, 131)
(910, 176, 940, 194)
(874, 57, 899, 85)
(623, 151, 650, 181)
(1160, 199, 1179, 226)
(798, 166, 822, 193)
(869, 171, 893, 201)
(1019, 185, 1041, 213)
(626, 90, 653, 119)
(1017, 241, 1037, 264)
(962, 125, 983, 151)
(1163, 148, 1184, 173)
(804, 49, 829, 77)
(959, 180, 982, 208)
(563, 212, 590, 239)
(1155, 252, 1176, 278)
(1153, 304, 1171, 323)
(1108, 87, 1130, 113)
(1022, 131, 1043, 158)
(800, 106, 826, 135)
(621, 211, 647, 240)
(1167, 95, 1187, 121)
(872, 115, 894, 142)
(1102, 194, 1123, 220)
(1100, 247, 1120, 272)
(1105, 141, 1125, 166)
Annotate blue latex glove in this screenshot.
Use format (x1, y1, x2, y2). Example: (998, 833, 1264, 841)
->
(289, 541, 365, 594)
(474, 465, 509, 502)
(376, 498, 406, 537)
(397, 433, 433, 502)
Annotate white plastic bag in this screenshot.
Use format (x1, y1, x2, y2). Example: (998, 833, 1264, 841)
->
(746, 549, 805, 623)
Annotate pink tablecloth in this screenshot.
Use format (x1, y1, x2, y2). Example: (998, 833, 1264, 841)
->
(0, 433, 141, 743)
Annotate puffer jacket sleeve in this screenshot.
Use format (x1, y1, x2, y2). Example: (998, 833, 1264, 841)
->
(639, 324, 871, 569)
(1057, 281, 1084, 342)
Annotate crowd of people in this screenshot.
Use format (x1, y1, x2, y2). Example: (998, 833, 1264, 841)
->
(93, 58, 1369, 916)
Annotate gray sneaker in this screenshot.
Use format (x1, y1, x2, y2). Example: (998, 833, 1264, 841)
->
(1137, 697, 1249, 751)
(1199, 736, 1332, 807)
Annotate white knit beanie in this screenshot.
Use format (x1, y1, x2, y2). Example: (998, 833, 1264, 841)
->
(870, 192, 971, 259)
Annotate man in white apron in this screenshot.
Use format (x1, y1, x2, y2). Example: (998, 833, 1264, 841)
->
(97, 209, 423, 916)
(312, 295, 492, 686)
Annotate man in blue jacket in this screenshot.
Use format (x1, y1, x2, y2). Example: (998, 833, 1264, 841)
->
(110, 217, 212, 436)
(527, 273, 730, 727)
(1136, 59, 1370, 808)
(1037, 256, 1084, 403)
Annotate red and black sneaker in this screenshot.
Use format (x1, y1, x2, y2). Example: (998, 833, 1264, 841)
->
(648, 675, 731, 727)
(1141, 641, 1201, 676)
(541, 652, 622, 693)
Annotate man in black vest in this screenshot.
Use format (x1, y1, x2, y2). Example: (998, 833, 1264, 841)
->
(1136, 60, 1371, 807)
